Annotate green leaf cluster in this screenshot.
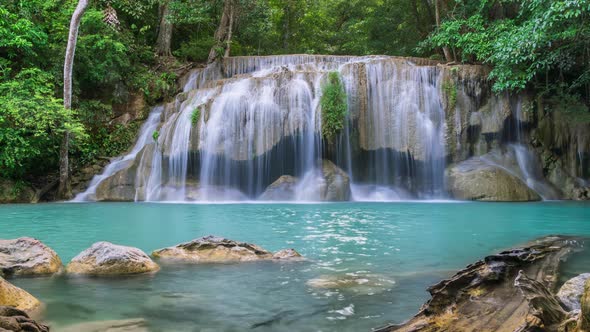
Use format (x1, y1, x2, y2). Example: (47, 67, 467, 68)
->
(320, 72, 347, 142)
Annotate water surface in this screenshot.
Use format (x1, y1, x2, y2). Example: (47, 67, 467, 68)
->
(1, 202, 589, 331)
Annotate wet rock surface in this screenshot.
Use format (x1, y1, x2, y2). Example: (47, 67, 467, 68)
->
(0, 237, 62, 277)
(446, 158, 541, 201)
(557, 273, 590, 311)
(376, 235, 581, 332)
(153, 236, 303, 263)
(259, 175, 298, 201)
(0, 277, 42, 313)
(66, 242, 159, 275)
(0, 306, 48, 332)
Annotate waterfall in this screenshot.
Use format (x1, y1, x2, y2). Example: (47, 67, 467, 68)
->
(73, 106, 164, 202)
(77, 54, 582, 202)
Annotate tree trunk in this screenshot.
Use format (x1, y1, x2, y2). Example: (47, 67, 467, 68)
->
(434, 0, 453, 62)
(156, 1, 173, 57)
(59, 0, 88, 200)
(207, 0, 234, 64)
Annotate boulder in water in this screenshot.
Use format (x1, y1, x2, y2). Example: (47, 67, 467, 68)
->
(557, 273, 590, 311)
(66, 242, 159, 275)
(259, 175, 298, 201)
(0, 277, 42, 313)
(445, 158, 541, 201)
(320, 160, 351, 201)
(152, 236, 273, 262)
(0, 306, 49, 332)
(0, 237, 62, 277)
(272, 249, 304, 260)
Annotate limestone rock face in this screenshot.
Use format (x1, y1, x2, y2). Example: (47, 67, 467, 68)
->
(320, 160, 351, 201)
(152, 236, 273, 262)
(0, 278, 42, 313)
(66, 242, 159, 275)
(446, 158, 541, 201)
(0, 237, 62, 277)
(557, 273, 590, 311)
(0, 306, 48, 332)
(259, 175, 298, 201)
(94, 163, 137, 202)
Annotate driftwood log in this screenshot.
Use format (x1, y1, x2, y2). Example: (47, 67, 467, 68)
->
(375, 235, 586, 332)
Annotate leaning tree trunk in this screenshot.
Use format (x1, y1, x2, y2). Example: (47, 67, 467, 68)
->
(58, 0, 89, 199)
(207, 0, 234, 64)
(434, 0, 453, 62)
(156, 1, 173, 56)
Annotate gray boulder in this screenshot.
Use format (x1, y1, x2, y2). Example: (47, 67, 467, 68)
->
(0, 237, 62, 277)
(446, 158, 541, 201)
(320, 160, 351, 201)
(66, 242, 159, 275)
(557, 273, 590, 311)
(259, 175, 298, 201)
(152, 236, 273, 263)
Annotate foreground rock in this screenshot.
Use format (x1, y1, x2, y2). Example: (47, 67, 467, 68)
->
(376, 235, 580, 332)
(66, 242, 159, 275)
(0, 306, 49, 332)
(60, 318, 148, 332)
(0, 237, 62, 277)
(446, 158, 541, 201)
(557, 273, 590, 311)
(0, 277, 42, 313)
(153, 236, 302, 263)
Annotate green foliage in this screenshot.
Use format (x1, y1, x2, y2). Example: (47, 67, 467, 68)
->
(0, 68, 86, 178)
(321, 72, 347, 142)
(442, 80, 457, 110)
(423, 0, 590, 97)
(191, 107, 201, 125)
(152, 130, 160, 142)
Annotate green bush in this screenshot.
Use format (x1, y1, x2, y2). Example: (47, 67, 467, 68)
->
(0, 68, 86, 178)
(191, 107, 201, 125)
(320, 72, 347, 142)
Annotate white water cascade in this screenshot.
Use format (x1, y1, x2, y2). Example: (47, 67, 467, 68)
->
(73, 105, 164, 201)
(74, 55, 584, 202)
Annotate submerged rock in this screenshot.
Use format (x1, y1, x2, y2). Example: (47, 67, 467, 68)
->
(0, 277, 42, 313)
(0, 237, 62, 277)
(0, 306, 49, 332)
(152, 236, 273, 262)
(66, 242, 159, 275)
(272, 249, 304, 260)
(307, 272, 394, 295)
(259, 175, 298, 201)
(557, 273, 590, 311)
(153, 236, 304, 263)
(375, 235, 580, 332)
(60, 318, 148, 332)
(446, 158, 541, 201)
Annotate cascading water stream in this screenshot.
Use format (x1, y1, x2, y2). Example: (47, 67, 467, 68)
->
(72, 106, 164, 202)
(74, 54, 582, 203)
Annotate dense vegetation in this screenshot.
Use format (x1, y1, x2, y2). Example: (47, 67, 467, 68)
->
(1, 0, 589, 197)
